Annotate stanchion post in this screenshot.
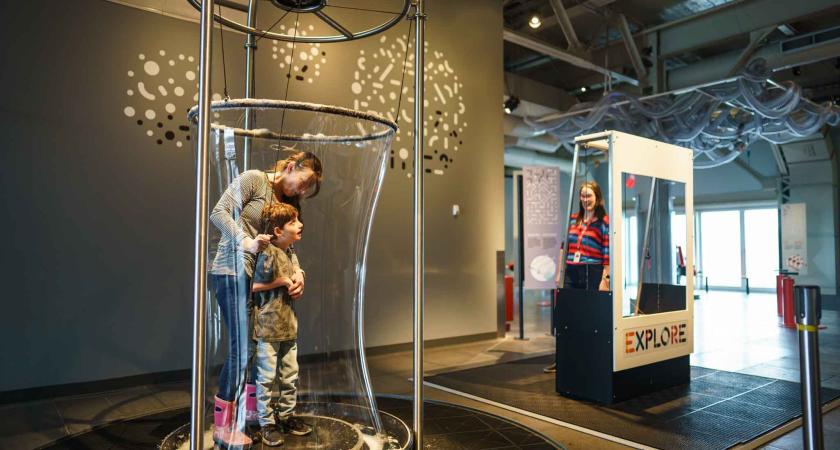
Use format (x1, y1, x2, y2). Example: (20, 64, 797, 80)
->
(795, 285, 824, 450)
(516, 174, 527, 340)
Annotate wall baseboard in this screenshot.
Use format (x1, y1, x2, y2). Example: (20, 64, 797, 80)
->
(0, 368, 192, 406)
(0, 332, 499, 406)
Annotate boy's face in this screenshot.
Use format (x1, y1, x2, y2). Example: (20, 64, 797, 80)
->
(274, 215, 303, 246)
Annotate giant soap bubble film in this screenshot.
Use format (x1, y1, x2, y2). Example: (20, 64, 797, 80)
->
(171, 100, 410, 450)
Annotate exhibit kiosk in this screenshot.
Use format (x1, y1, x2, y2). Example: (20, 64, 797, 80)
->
(555, 130, 695, 404)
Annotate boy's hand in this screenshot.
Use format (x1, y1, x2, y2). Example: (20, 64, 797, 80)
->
(242, 234, 271, 253)
(289, 270, 305, 299)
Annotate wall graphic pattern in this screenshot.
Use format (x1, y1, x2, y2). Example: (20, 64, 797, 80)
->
(123, 50, 203, 149)
(350, 34, 467, 177)
(122, 25, 328, 150)
(270, 23, 327, 85)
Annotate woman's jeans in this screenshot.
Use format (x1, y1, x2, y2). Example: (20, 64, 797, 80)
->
(211, 273, 254, 402)
(565, 264, 604, 291)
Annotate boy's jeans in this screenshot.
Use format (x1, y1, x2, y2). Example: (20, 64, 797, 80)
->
(254, 340, 299, 427)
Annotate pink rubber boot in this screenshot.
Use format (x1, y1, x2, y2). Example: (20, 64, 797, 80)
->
(213, 396, 253, 448)
(245, 383, 259, 424)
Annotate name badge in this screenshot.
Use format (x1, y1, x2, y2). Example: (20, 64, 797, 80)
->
(573, 251, 581, 263)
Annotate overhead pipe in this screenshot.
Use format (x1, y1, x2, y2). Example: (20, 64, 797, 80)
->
(504, 147, 572, 171)
(504, 135, 562, 153)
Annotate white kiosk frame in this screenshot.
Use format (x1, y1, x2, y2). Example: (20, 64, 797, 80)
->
(555, 130, 694, 403)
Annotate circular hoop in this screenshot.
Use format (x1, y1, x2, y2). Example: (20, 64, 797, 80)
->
(185, 0, 411, 43)
(188, 98, 398, 143)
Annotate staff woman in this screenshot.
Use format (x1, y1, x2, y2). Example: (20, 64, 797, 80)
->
(209, 151, 322, 446)
(545, 180, 609, 373)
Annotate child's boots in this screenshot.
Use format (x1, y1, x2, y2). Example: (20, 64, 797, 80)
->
(245, 383, 259, 424)
(213, 396, 253, 448)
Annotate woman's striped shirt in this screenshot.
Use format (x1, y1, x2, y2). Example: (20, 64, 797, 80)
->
(566, 213, 610, 266)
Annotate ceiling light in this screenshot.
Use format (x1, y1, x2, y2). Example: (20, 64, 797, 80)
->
(528, 15, 541, 29)
(580, 86, 587, 93)
(504, 96, 520, 114)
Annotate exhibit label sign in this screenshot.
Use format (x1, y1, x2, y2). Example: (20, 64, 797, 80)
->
(781, 203, 807, 275)
(523, 166, 562, 289)
(623, 321, 688, 356)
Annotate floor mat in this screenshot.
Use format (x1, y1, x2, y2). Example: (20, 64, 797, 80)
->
(425, 355, 840, 450)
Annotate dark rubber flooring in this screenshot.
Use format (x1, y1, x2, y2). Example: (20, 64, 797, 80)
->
(42, 396, 563, 450)
(425, 355, 840, 450)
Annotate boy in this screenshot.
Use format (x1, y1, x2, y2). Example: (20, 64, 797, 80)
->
(251, 202, 313, 447)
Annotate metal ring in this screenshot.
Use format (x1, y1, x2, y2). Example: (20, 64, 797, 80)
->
(187, 98, 398, 142)
(185, 0, 411, 43)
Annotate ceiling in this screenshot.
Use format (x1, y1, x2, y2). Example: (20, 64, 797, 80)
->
(502, 0, 840, 103)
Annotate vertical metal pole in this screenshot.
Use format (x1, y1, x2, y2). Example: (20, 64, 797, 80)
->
(795, 285, 824, 450)
(242, 0, 257, 170)
(190, 0, 214, 449)
(413, 1, 426, 448)
(635, 177, 657, 315)
(557, 144, 580, 290)
(516, 175, 526, 340)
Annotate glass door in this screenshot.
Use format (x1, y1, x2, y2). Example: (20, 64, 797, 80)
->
(699, 210, 742, 288)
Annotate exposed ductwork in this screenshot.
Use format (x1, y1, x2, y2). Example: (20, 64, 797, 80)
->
(504, 147, 572, 171)
(668, 36, 840, 89)
(504, 134, 562, 153)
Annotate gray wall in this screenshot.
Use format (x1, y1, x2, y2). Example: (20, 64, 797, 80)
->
(0, 0, 504, 392)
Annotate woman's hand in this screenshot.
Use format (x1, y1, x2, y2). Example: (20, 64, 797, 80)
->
(242, 234, 271, 253)
(288, 269, 305, 299)
(599, 277, 610, 292)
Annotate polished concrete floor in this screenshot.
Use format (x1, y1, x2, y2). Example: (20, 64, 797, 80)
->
(1, 291, 838, 449)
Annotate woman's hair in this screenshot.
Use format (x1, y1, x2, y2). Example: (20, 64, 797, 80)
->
(575, 180, 607, 224)
(270, 151, 324, 200)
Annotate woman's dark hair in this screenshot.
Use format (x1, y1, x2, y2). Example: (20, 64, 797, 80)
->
(575, 180, 607, 225)
(270, 151, 324, 202)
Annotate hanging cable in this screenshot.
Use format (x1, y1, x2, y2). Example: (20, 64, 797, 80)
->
(217, 2, 230, 100)
(394, 17, 414, 124)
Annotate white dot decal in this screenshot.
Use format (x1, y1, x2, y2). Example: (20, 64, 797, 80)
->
(146, 130, 154, 136)
(185, 71, 196, 81)
(127, 89, 134, 96)
(159, 50, 166, 56)
(310, 47, 319, 56)
(176, 141, 183, 148)
(144, 61, 160, 76)
(174, 86, 185, 96)
(124, 106, 135, 117)
(168, 78, 174, 84)
(145, 109, 156, 120)
(399, 149, 409, 159)
(138, 54, 145, 60)
(165, 103, 176, 113)
(127, 70, 134, 77)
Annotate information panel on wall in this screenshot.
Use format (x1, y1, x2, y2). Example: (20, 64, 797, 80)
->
(781, 203, 808, 275)
(523, 166, 562, 289)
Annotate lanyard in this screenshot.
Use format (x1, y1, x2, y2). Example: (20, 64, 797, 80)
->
(575, 217, 594, 246)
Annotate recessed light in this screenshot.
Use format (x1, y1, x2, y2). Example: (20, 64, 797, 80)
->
(528, 15, 541, 29)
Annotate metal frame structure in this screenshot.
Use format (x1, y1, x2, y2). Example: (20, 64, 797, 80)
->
(189, 1, 424, 449)
(186, 0, 411, 43)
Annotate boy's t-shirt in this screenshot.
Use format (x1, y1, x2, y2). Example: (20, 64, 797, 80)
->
(252, 244, 298, 342)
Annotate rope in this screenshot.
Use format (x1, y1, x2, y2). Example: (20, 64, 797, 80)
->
(394, 17, 414, 124)
(217, 2, 230, 99)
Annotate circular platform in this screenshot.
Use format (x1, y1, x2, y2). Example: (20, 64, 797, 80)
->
(44, 395, 562, 450)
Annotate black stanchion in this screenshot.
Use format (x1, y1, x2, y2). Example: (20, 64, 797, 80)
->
(516, 175, 527, 340)
(795, 285, 824, 450)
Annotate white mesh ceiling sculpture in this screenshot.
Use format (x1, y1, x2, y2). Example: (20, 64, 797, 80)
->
(525, 59, 840, 168)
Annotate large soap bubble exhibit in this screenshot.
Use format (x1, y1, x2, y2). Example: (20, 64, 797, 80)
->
(160, 1, 418, 449)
